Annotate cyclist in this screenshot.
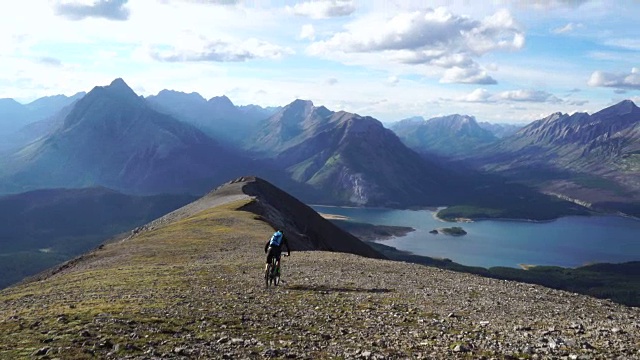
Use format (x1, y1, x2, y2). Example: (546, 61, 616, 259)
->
(264, 229, 290, 276)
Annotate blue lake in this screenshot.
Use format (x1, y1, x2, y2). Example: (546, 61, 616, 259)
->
(311, 205, 640, 269)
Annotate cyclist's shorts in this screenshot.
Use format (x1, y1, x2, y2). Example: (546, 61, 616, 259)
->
(266, 245, 282, 264)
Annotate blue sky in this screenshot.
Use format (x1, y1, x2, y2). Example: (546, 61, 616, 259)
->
(1, 0, 639, 124)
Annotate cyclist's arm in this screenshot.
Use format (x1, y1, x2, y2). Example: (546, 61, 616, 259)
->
(264, 240, 270, 253)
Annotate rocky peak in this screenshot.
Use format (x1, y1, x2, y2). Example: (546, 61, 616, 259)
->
(593, 99, 639, 118)
(156, 89, 206, 103)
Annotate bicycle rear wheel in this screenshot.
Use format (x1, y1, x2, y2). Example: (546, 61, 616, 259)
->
(264, 265, 271, 288)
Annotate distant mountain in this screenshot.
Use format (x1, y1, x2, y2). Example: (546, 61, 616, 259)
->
(0, 93, 84, 153)
(478, 121, 522, 138)
(0, 187, 194, 289)
(390, 114, 498, 157)
(0, 79, 258, 195)
(248, 100, 459, 207)
(146, 91, 275, 144)
(475, 100, 640, 215)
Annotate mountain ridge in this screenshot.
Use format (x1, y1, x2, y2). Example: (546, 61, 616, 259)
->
(0, 176, 637, 359)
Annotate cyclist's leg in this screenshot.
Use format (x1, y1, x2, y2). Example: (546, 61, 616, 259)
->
(265, 246, 273, 272)
(274, 247, 282, 274)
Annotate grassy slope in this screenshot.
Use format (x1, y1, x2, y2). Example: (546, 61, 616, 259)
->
(2, 199, 638, 359)
(0, 199, 267, 358)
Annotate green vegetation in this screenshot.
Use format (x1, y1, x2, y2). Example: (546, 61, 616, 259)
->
(369, 241, 640, 307)
(0, 199, 271, 358)
(0, 189, 194, 289)
(437, 206, 504, 220)
(438, 227, 467, 236)
(572, 175, 629, 195)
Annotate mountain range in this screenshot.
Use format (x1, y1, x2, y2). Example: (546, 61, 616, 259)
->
(248, 100, 458, 207)
(472, 100, 640, 215)
(0, 79, 261, 195)
(2, 78, 638, 216)
(390, 114, 498, 158)
(146, 90, 278, 145)
(0, 92, 85, 153)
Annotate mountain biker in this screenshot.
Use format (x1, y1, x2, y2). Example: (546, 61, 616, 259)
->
(264, 229, 290, 276)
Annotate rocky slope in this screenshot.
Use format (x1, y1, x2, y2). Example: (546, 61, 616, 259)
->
(0, 79, 259, 195)
(249, 100, 460, 207)
(1, 177, 638, 359)
(474, 100, 640, 214)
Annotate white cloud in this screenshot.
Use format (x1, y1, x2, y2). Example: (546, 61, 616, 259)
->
(150, 37, 293, 62)
(461, 88, 493, 102)
(386, 76, 399, 86)
(299, 24, 316, 41)
(499, 89, 562, 103)
(551, 22, 583, 34)
(441, 66, 497, 85)
(307, 7, 523, 84)
(287, 0, 356, 19)
(53, 0, 130, 21)
(588, 68, 640, 90)
(604, 38, 640, 51)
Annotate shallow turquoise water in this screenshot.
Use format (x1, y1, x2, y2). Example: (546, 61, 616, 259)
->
(312, 205, 640, 268)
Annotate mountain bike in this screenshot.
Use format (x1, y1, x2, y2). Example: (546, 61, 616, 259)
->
(265, 254, 288, 288)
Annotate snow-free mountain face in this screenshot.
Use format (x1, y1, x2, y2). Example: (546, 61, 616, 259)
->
(146, 91, 275, 145)
(390, 114, 498, 157)
(475, 100, 640, 214)
(478, 122, 522, 138)
(0, 93, 84, 152)
(248, 100, 461, 207)
(0, 79, 257, 195)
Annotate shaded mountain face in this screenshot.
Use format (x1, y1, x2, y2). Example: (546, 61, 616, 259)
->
(0, 79, 258, 195)
(146, 91, 274, 144)
(249, 101, 459, 207)
(390, 114, 498, 157)
(170, 176, 384, 258)
(474, 100, 640, 214)
(0, 187, 194, 289)
(0, 93, 84, 152)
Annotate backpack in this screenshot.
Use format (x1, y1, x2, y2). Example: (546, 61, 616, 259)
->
(269, 231, 283, 247)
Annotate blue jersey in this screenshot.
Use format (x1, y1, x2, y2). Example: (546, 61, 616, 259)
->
(269, 231, 283, 247)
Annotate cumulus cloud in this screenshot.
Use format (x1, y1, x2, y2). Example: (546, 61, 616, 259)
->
(308, 7, 523, 84)
(552, 22, 583, 34)
(461, 88, 493, 102)
(299, 24, 316, 41)
(499, 89, 562, 103)
(287, 0, 356, 19)
(151, 38, 293, 62)
(54, 0, 130, 21)
(588, 68, 640, 90)
(441, 66, 497, 85)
